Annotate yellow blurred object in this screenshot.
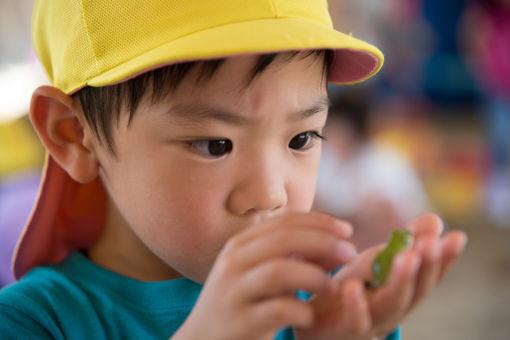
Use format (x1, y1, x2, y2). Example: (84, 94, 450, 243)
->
(423, 170, 484, 221)
(0, 116, 44, 178)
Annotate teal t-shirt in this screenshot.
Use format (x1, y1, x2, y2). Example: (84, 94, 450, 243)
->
(0, 252, 400, 339)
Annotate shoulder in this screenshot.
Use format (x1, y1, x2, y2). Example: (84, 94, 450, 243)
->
(1, 252, 96, 304)
(0, 264, 74, 339)
(0, 252, 113, 339)
(0, 252, 202, 339)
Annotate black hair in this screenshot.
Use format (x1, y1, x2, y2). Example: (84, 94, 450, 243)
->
(74, 50, 334, 154)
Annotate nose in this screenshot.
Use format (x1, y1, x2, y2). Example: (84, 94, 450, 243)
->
(227, 157, 288, 216)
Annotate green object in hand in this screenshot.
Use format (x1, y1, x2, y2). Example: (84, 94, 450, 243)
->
(368, 230, 414, 288)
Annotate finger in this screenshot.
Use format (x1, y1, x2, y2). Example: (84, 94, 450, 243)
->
(407, 213, 443, 239)
(331, 244, 386, 286)
(240, 258, 334, 300)
(230, 211, 353, 247)
(371, 251, 420, 325)
(341, 278, 372, 336)
(250, 296, 314, 330)
(409, 238, 441, 310)
(438, 230, 468, 281)
(233, 227, 357, 272)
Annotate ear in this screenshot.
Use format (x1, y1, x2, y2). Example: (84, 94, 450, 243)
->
(30, 85, 99, 183)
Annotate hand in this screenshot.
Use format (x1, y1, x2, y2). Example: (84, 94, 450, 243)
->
(173, 212, 356, 340)
(294, 213, 467, 340)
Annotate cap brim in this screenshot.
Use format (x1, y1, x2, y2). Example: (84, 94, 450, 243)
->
(82, 17, 383, 92)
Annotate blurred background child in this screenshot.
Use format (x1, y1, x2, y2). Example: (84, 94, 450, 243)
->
(315, 87, 431, 251)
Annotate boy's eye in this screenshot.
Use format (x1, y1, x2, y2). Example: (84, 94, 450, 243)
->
(188, 139, 233, 157)
(289, 131, 324, 151)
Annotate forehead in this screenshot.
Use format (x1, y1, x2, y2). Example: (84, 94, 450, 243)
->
(171, 53, 327, 103)
(117, 52, 330, 134)
(152, 54, 328, 128)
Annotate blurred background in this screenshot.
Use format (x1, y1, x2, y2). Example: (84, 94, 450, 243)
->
(1, 0, 509, 338)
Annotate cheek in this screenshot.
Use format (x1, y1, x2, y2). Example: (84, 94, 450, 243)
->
(287, 153, 321, 210)
(287, 178, 317, 210)
(131, 160, 228, 252)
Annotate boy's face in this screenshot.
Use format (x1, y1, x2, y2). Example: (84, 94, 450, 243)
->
(90, 53, 328, 282)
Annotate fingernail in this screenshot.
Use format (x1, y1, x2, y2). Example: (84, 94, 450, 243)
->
(336, 242, 357, 261)
(442, 232, 468, 254)
(457, 233, 468, 250)
(333, 219, 353, 238)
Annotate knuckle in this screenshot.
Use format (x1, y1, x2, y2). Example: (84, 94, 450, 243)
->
(263, 261, 287, 281)
(259, 263, 277, 280)
(325, 237, 340, 250)
(351, 322, 370, 336)
(223, 235, 242, 252)
(272, 229, 291, 244)
(219, 252, 238, 270)
(216, 244, 240, 270)
(265, 228, 294, 249)
(269, 301, 294, 322)
(221, 240, 246, 262)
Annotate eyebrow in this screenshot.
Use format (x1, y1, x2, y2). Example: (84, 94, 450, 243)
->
(166, 97, 330, 126)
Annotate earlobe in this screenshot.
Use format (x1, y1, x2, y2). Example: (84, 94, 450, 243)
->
(30, 85, 99, 183)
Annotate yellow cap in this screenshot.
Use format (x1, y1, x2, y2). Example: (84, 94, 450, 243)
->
(14, 0, 384, 279)
(32, 0, 383, 94)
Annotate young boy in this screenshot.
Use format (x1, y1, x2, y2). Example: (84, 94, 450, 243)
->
(0, 0, 467, 339)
